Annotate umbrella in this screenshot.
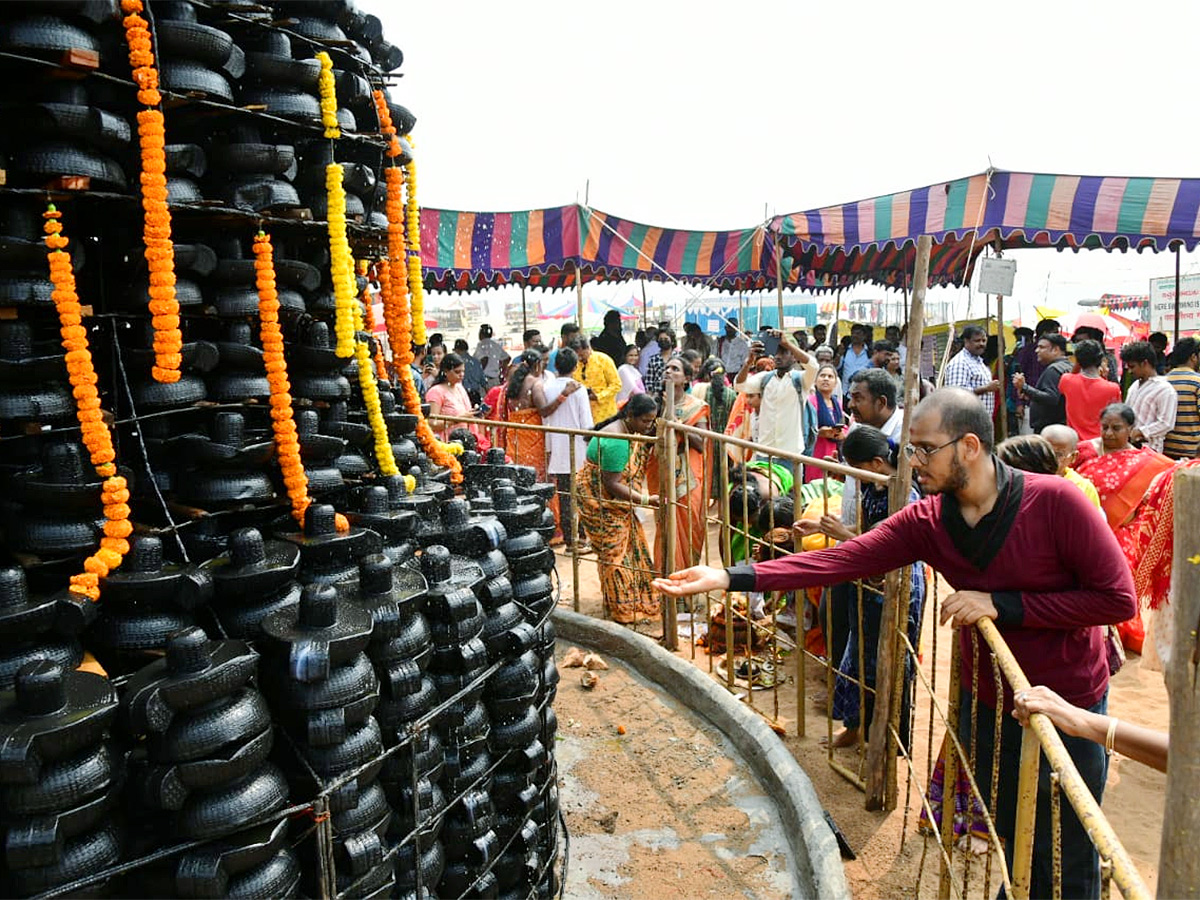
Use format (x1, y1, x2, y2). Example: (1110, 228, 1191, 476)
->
(1055, 311, 1131, 342)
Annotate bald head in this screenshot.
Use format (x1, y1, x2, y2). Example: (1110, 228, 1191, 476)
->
(912, 388, 995, 452)
(1040, 424, 1080, 475)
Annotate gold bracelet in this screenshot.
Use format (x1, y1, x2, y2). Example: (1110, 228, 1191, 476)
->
(1105, 717, 1119, 756)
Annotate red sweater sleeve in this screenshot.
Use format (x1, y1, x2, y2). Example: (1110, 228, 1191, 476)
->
(750, 500, 931, 592)
(1016, 482, 1137, 629)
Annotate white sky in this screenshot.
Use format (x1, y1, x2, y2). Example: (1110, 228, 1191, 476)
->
(372, 0, 1200, 326)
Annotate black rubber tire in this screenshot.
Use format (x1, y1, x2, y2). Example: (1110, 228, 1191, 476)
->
(222, 178, 302, 213)
(290, 18, 347, 40)
(0, 743, 115, 814)
(226, 848, 301, 900)
(129, 373, 207, 409)
(393, 839, 444, 891)
(164, 143, 207, 178)
(89, 610, 195, 654)
(155, 20, 234, 69)
(0, 641, 82, 691)
(263, 651, 377, 712)
(11, 515, 100, 556)
(490, 705, 542, 753)
(487, 651, 540, 700)
(238, 88, 321, 122)
(167, 176, 205, 204)
(11, 142, 127, 190)
(209, 143, 296, 177)
(176, 764, 289, 840)
(135, 275, 205, 306)
(0, 273, 53, 307)
(166, 726, 274, 792)
(242, 52, 320, 90)
(373, 675, 436, 728)
(161, 61, 233, 103)
(172, 242, 218, 277)
(208, 373, 272, 402)
(24, 102, 132, 150)
(175, 470, 276, 508)
(329, 780, 389, 835)
(0, 16, 99, 54)
(6, 823, 120, 896)
(152, 689, 272, 763)
(297, 717, 383, 777)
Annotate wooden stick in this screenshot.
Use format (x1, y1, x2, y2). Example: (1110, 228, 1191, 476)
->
(865, 234, 929, 811)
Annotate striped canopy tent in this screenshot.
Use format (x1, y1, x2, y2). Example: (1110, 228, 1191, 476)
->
(771, 170, 1200, 291)
(419, 204, 769, 293)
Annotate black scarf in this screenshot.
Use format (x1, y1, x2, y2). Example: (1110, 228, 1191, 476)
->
(940, 458, 1025, 571)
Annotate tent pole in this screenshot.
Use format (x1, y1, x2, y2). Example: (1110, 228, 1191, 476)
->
(1175, 243, 1182, 344)
(738, 292, 744, 335)
(773, 238, 785, 331)
(641, 279, 649, 333)
(520, 284, 528, 335)
(574, 261, 585, 334)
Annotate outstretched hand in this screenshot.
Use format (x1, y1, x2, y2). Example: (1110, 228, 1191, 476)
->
(1012, 686, 1088, 737)
(652, 566, 730, 597)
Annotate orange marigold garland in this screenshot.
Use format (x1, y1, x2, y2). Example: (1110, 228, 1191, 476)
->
(121, 0, 182, 384)
(253, 231, 311, 528)
(44, 205, 132, 601)
(372, 90, 411, 372)
(371, 92, 458, 482)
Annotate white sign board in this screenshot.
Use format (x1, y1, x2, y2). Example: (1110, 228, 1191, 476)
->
(1150, 273, 1200, 337)
(977, 257, 1017, 297)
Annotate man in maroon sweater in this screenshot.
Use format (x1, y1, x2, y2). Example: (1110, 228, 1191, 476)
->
(655, 388, 1136, 900)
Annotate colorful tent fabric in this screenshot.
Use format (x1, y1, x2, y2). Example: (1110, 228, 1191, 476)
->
(421, 171, 1200, 294)
(420, 205, 770, 293)
(772, 170, 1200, 291)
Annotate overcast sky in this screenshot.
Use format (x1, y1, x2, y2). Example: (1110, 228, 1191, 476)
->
(372, 0, 1200, 324)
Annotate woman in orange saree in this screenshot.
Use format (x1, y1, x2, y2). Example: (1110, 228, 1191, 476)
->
(501, 350, 560, 521)
(1076, 402, 1174, 653)
(647, 356, 710, 574)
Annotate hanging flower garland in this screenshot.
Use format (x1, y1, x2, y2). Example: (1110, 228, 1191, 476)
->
(315, 51, 340, 139)
(402, 135, 427, 347)
(360, 274, 389, 381)
(371, 90, 411, 373)
(368, 93, 459, 482)
(44, 206, 132, 601)
(253, 231, 312, 528)
(120, 0, 182, 384)
(353, 280, 399, 477)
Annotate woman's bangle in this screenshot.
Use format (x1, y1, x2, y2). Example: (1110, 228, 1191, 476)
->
(1105, 717, 1119, 756)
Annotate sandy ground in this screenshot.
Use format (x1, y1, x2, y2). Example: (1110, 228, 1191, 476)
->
(553, 644, 796, 899)
(553, 517, 1167, 898)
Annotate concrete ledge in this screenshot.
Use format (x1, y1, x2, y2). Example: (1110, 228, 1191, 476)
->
(552, 609, 850, 900)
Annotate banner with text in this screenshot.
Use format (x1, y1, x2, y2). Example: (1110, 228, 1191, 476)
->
(1150, 273, 1200, 337)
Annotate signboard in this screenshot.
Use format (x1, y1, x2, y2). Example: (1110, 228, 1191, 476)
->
(1149, 273, 1200, 337)
(977, 257, 1017, 296)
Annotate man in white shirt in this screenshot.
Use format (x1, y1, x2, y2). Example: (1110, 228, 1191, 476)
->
(736, 330, 816, 461)
(536, 346, 593, 549)
(718, 318, 750, 376)
(1121, 339, 1178, 454)
(473, 323, 511, 387)
(941, 324, 1000, 415)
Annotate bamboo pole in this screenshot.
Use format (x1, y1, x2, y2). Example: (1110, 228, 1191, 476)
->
(996, 292, 1008, 442)
(1174, 243, 1182, 345)
(1011, 728, 1042, 899)
(575, 261, 585, 334)
(865, 234, 930, 811)
(521, 284, 528, 335)
(774, 238, 786, 331)
(641, 279, 649, 333)
(1158, 466, 1200, 897)
(569, 431, 581, 613)
(660, 403, 679, 650)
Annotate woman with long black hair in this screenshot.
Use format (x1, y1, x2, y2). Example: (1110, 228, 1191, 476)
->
(576, 393, 661, 624)
(426, 352, 483, 445)
(500, 349, 549, 479)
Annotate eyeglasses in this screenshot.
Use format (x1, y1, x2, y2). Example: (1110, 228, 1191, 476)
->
(902, 435, 963, 463)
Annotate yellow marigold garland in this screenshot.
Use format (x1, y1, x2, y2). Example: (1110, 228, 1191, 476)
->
(403, 137, 427, 347)
(121, 0, 182, 384)
(44, 205, 132, 601)
(360, 274, 388, 380)
(353, 299, 399, 477)
(254, 231, 311, 527)
(326, 163, 356, 358)
(315, 51, 340, 139)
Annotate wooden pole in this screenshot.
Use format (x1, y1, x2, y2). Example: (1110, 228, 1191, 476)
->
(773, 238, 786, 331)
(996, 293, 1008, 441)
(1158, 466, 1200, 897)
(865, 234, 930, 811)
(658, 403, 678, 650)
(574, 261, 585, 335)
(640, 279, 649, 333)
(520, 284, 528, 335)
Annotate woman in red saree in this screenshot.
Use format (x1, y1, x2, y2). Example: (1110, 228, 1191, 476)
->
(1076, 402, 1174, 653)
(501, 350, 559, 522)
(647, 356, 709, 573)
